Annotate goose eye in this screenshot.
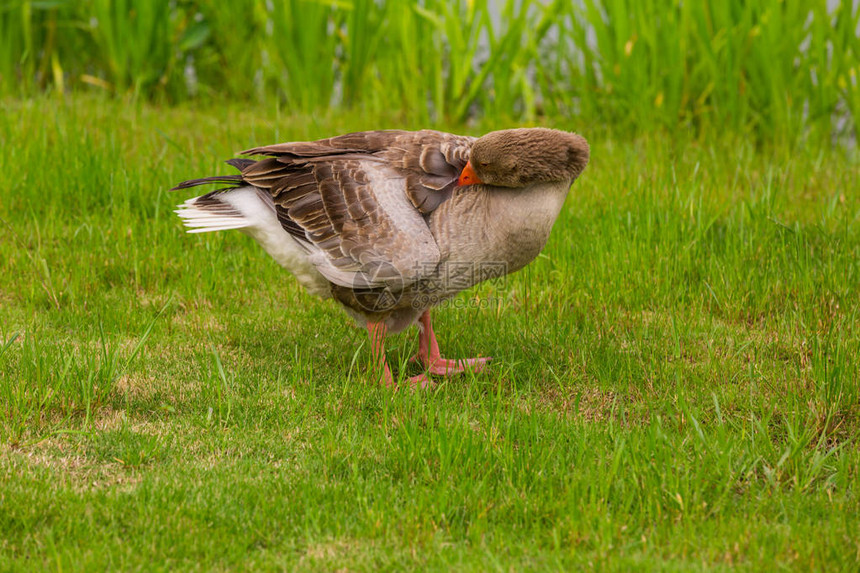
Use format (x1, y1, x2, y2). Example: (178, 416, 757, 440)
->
(479, 161, 490, 167)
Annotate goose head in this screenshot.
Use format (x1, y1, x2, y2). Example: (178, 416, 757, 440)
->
(458, 127, 590, 188)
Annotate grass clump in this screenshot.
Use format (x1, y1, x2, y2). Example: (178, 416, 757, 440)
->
(1, 1, 858, 138)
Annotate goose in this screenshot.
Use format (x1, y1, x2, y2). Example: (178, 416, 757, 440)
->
(174, 128, 589, 388)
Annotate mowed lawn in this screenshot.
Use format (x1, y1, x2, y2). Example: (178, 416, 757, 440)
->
(1, 97, 859, 571)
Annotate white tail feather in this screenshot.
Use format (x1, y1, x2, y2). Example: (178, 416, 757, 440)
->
(174, 185, 332, 298)
(175, 197, 252, 233)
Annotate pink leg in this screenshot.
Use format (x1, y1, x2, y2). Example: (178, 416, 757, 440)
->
(411, 311, 491, 376)
(367, 320, 395, 387)
(367, 320, 433, 389)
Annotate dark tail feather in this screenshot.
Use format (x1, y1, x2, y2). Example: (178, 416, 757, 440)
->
(171, 158, 256, 191)
(226, 158, 256, 171)
(171, 174, 243, 191)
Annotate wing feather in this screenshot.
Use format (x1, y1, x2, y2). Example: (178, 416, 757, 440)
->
(176, 130, 476, 290)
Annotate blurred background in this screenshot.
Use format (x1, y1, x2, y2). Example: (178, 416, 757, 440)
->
(1, 0, 858, 140)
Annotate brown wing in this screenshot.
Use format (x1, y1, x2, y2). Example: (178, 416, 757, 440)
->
(241, 130, 474, 213)
(238, 130, 475, 288)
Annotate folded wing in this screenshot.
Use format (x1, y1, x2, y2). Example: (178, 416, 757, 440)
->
(175, 130, 475, 290)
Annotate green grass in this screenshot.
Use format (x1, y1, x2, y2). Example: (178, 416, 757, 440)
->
(1, 95, 860, 570)
(1, 0, 858, 137)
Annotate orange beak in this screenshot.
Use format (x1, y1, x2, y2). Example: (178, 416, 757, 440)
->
(457, 161, 483, 186)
